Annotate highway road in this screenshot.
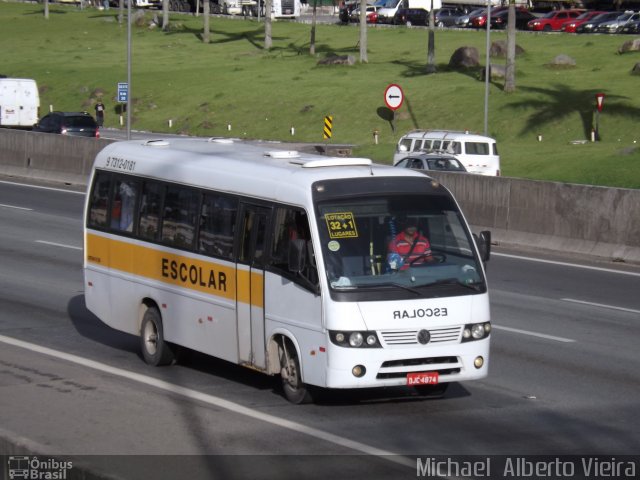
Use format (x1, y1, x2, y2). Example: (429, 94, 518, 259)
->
(1, 179, 639, 480)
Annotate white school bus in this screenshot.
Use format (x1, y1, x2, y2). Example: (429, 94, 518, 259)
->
(84, 138, 492, 403)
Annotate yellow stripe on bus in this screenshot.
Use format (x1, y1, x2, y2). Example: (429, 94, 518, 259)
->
(86, 233, 263, 306)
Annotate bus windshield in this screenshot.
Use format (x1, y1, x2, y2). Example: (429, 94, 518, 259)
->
(315, 192, 485, 297)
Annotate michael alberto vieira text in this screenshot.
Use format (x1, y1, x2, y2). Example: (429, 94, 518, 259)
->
(416, 457, 637, 478)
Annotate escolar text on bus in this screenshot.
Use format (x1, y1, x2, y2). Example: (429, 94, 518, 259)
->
(161, 258, 227, 292)
(393, 308, 448, 319)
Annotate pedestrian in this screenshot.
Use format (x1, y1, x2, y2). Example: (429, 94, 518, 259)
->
(95, 100, 105, 127)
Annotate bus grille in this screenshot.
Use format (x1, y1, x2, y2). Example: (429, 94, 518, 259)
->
(380, 327, 462, 346)
(376, 356, 461, 379)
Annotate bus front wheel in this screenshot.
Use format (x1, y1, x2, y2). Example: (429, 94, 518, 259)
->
(279, 339, 313, 404)
(140, 307, 175, 366)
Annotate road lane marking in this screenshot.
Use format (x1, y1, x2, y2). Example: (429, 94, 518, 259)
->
(492, 325, 576, 343)
(0, 203, 33, 211)
(36, 240, 82, 251)
(0, 334, 414, 469)
(562, 298, 640, 315)
(0, 179, 84, 195)
(493, 252, 640, 278)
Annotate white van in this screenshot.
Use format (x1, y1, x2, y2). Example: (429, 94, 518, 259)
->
(393, 130, 501, 176)
(0, 78, 40, 128)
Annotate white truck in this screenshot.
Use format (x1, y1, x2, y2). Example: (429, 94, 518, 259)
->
(376, 0, 441, 24)
(0, 78, 40, 129)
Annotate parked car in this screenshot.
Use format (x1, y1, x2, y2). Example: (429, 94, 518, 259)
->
(470, 6, 509, 29)
(339, 0, 359, 23)
(620, 18, 640, 33)
(489, 8, 537, 30)
(574, 11, 623, 33)
(394, 7, 427, 26)
(350, 5, 379, 23)
(33, 111, 99, 138)
(394, 153, 468, 173)
(455, 8, 484, 28)
(561, 10, 605, 33)
(434, 7, 464, 27)
(527, 9, 584, 31)
(596, 11, 640, 33)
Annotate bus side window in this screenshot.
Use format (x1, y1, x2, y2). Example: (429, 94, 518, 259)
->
(110, 179, 139, 233)
(88, 172, 111, 228)
(161, 186, 200, 250)
(199, 193, 238, 260)
(270, 207, 317, 287)
(138, 182, 164, 242)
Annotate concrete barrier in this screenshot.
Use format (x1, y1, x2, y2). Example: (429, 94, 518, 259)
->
(1, 128, 639, 264)
(428, 171, 640, 264)
(0, 128, 114, 186)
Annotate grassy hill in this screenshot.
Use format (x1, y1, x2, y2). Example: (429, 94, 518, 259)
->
(2, 3, 639, 188)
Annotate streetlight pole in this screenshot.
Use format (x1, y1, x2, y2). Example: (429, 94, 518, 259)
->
(483, 0, 491, 136)
(126, 0, 132, 140)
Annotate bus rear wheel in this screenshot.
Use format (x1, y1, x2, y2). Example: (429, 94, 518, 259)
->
(140, 307, 175, 366)
(279, 339, 313, 404)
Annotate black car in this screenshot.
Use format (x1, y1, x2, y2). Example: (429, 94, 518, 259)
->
(33, 111, 99, 138)
(490, 9, 537, 30)
(393, 7, 428, 26)
(574, 11, 622, 33)
(394, 153, 468, 173)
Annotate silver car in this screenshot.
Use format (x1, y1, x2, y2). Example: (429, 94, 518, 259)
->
(596, 12, 640, 33)
(394, 153, 468, 173)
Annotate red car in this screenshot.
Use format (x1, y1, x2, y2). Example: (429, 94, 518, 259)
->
(470, 6, 508, 28)
(561, 10, 605, 32)
(527, 9, 584, 31)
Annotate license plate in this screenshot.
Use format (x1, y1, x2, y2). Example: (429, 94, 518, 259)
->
(407, 372, 439, 386)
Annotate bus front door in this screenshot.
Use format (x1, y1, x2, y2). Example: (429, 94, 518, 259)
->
(236, 204, 270, 370)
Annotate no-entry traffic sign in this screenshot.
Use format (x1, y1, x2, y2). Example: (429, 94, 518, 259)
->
(384, 84, 404, 111)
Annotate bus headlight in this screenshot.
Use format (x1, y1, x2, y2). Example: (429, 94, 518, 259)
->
(329, 331, 381, 348)
(349, 332, 363, 347)
(461, 322, 491, 343)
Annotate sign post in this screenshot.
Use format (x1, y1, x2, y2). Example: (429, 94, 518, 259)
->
(595, 92, 605, 142)
(384, 84, 404, 132)
(117, 82, 128, 128)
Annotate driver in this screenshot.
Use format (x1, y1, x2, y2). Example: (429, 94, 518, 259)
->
(387, 220, 433, 270)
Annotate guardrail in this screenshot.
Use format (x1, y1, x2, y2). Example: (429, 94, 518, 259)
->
(1, 128, 639, 264)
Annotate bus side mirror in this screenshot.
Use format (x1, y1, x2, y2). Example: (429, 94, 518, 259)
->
(474, 230, 491, 263)
(288, 239, 307, 274)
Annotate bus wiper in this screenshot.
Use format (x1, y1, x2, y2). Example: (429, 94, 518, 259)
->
(430, 278, 483, 292)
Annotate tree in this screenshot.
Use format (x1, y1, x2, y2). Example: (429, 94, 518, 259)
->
(359, 0, 367, 63)
(265, 0, 273, 50)
(44, 0, 49, 19)
(426, 0, 435, 74)
(310, 0, 318, 55)
(504, 0, 516, 92)
(162, 0, 170, 31)
(203, 0, 210, 43)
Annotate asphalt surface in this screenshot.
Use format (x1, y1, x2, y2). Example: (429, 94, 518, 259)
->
(1, 179, 639, 479)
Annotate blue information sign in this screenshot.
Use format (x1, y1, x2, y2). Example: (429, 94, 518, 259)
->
(117, 82, 129, 103)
